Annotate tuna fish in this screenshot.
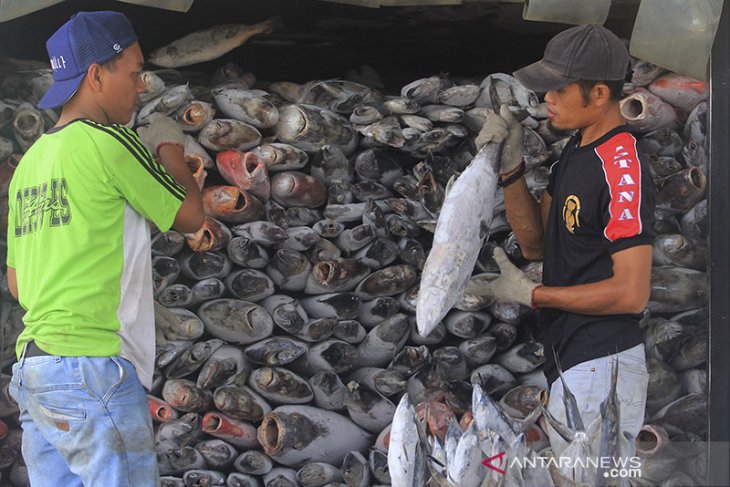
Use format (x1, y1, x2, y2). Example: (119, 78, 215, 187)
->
(257, 406, 371, 466)
(417, 143, 501, 335)
(148, 18, 282, 67)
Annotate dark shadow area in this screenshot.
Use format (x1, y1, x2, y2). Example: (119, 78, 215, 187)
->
(0, 0, 639, 91)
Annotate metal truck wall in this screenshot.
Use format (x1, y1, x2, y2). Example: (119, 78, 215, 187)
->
(0, 0, 721, 486)
(708, 1, 730, 485)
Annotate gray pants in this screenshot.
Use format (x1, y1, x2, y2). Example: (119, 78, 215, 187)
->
(545, 344, 649, 459)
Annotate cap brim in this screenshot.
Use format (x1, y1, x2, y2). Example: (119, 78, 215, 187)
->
(37, 73, 85, 109)
(513, 60, 577, 93)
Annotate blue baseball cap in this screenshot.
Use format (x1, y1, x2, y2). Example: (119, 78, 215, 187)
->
(39, 11, 138, 109)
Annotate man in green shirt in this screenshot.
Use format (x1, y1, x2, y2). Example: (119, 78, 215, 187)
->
(7, 11, 203, 487)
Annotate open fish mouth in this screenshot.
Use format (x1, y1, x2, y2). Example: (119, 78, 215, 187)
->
(243, 153, 261, 175)
(233, 191, 247, 210)
(182, 107, 200, 124)
(295, 105, 309, 137)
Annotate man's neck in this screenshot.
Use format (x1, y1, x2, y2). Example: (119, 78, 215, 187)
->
(56, 101, 108, 127)
(578, 105, 625, 147)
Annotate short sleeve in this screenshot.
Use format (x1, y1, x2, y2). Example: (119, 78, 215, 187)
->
(87, 122, 185, 232)
(595, 132, 656, 253)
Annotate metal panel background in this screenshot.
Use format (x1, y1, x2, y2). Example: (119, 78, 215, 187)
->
(709, 0, 730, 485)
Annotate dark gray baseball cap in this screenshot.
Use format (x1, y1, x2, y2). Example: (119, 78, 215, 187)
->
(513, 24, 629, 93)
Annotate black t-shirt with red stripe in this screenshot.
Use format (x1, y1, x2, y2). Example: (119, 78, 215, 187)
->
(540, 125, 655, 385)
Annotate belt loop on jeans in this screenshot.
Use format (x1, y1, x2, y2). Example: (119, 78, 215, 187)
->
(19, 341, 29, 365)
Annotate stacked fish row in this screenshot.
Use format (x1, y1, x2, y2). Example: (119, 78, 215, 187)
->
(0, 53, 709, 486)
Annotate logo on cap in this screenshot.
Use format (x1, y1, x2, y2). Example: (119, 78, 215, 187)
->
(50, 56, 67, 71)
(113, 43, 122, 52)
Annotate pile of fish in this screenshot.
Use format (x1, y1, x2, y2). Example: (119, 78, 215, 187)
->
(0, 44, 710, 486)
(388, 359, 628, 486)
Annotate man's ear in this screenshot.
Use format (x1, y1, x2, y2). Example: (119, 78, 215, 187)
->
(592, 83, 612, 107)
(86, 64, 104, 92)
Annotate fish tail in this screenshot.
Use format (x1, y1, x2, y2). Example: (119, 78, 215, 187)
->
(259, 16, 284, 34)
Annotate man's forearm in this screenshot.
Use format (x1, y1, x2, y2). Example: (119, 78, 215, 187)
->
(532, 245, 653, 315)
(532, 280, 648, 315)
(158, 145, 200, 196)
(503, 175, 545, 260)
(157, 144, 204, 233)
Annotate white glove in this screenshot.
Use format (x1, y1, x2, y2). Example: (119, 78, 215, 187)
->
(137, 112, 186, 156)
(474, 104, 523, 174)
(488, 247, 540, 307)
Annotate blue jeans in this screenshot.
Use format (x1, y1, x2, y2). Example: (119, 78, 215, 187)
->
(8, 349, 158, 487)
(545, 344, 649, 459)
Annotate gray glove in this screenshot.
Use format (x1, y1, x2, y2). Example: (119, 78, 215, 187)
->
(137, 112, 186, 156)
(488, 247, 540, 307)
(474, 104, 523, 174)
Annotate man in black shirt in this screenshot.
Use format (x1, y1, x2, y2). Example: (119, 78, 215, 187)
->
(477, 25, 654, 460)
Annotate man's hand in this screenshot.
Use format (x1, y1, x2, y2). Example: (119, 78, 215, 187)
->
(137, 113, 186, 156)
(488, 247, 540, 307)
(474, 104, 523, 174)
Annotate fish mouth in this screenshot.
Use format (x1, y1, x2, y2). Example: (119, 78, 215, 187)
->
(202, 413, 223, 433)
(297, 106, 309, 137)
(620, 94, 648, 121)
(259, 368, 276, 387)
(244, 308, 262, 330)
(664, 234, 684, 252)
(186, 156, 206, 184)
(244, 153, 262, 175)
(284, 174, 298, 196)
(259, 145, 277, 164)
(196, 227, 214, 251)
(313, 262, 336, 284)
(153, 404, 175, 421)
(14, 112, 43, 137)
(258, 414, 284, 455)
(182, 105, 200, 125)
(688, 167, 706, 190)
(234, 190, 248, 211)
(273, 306, 304, 331)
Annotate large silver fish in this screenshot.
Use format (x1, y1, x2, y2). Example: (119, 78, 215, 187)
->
(275, 104, 359, 156)
(198, 299, 274, 344)
(648, 267, 708, 313)
(198, 119, 262, 152)
(138, 84, 193, 125)
(213, 384, 271, 422)
(257, 405, 371, 466)
(148, 17, 282, 68)
(388, 394, 428, 487)
(139, 71, 166, 104)
(213, 88, 279, 129)
(620, 87, 679, 133)
(417, 143, 500, 335)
